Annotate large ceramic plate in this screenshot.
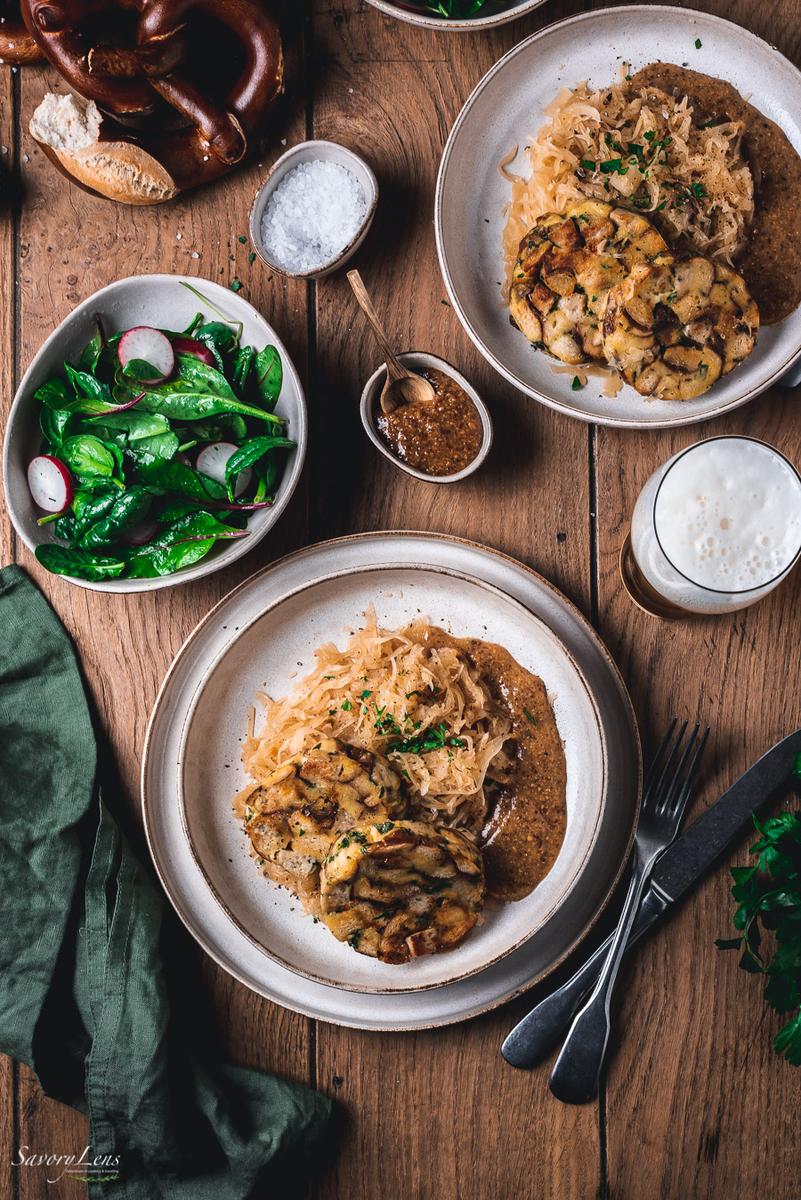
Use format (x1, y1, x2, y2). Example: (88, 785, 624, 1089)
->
(179, 567, 605, 993)
(436, 6, 801, 428)
(143, 534, 641, 1029)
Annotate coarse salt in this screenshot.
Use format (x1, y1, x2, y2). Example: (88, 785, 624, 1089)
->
(259, 159, 368, 274)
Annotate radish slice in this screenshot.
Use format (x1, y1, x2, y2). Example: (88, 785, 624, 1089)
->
(28, 454, 73, 513)
(173, 336, 216, 367)
(118, 326, 174, 383)
(196, 441, 252, 497)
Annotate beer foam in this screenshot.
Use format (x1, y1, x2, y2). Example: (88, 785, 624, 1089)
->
(654, 439, 801, 592)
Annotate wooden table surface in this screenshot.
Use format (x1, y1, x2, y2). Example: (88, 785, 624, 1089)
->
(2, 1, 801, 1196)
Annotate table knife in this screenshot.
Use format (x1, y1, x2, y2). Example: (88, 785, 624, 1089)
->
(501, 728, 801, 1069)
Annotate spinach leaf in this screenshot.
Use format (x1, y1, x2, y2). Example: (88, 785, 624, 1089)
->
(52, 512, 76, 544)
(175, 354, 236, 399)
(65, 363, 114, 406)
(253, 454, 282, 504)
(77, 320, 105, 374)
(124, 511, 245, 578)
(195, 321, 240, 364)
(224, 435, 295, 500)
(231, 346, 255, 396)
(253, 345, 283, 411)
(186, 415, 248, 443)
(39, 405, 74, 450)
(72, 488, 118, 539)
(135, 456, 228, 503)
(130, 432, 180, 461)
(35, 543, 126, 581)
(61, 435, 121, 482)
(79, 486, 152, 550)
(35, 378, 72, 409)
(136, 388, 283, 424)
(122, 357, 162, 383)
(88, 411, 172, 443)
(126, 538, 217, 578)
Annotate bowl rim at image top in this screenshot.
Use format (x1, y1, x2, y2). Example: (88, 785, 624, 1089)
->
(2, 273, 308, 594)
(434, 4, 801, 428)
(359, 351, 493, 483)
(364, 0, 547, 30)
(249, 140, 379, 281)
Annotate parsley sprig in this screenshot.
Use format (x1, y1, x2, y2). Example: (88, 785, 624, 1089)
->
(716, 773, 801, 1066)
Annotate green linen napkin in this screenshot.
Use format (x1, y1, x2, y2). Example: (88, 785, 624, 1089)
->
(0, 565, 332, 1198)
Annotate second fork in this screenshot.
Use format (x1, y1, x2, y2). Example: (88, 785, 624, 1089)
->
(547, 720, 709, 1105)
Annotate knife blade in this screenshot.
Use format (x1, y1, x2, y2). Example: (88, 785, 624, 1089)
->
(501, 728, 801, 1069)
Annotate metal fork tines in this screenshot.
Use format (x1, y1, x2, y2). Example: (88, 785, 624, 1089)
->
(547, 719, 709, 1105)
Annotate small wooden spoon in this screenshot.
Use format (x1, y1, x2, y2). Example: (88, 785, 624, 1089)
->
(347, 269, 436, 415)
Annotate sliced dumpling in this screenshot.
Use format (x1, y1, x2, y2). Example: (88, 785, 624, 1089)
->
(509, 201, 671, 363)
(242, 738, 406, 906)
(602, 255, 759, 401)
(319, 819, 485, 964)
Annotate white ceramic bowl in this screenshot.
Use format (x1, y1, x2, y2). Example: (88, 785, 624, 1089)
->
(249, 140, 379, 281)
(365, 0, 547, 30)
(3, 274, 307, 593)
(360, 352, 493, 482)
(435, 5, 801, 427)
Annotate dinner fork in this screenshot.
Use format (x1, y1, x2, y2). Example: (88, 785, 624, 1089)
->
(548, 720, 709, 1105)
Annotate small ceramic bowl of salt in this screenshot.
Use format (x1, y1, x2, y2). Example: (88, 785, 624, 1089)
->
(250, 141, 378, 280)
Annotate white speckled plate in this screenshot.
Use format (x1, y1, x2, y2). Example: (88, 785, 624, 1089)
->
(436, 6, 801, 427)
(143, 534, 640, 1028)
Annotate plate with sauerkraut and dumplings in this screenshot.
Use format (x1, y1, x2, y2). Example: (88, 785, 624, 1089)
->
(436, 6, 801, 427)
(142, 534, 640, 1026)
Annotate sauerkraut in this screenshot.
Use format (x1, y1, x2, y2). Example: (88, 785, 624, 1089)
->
(503, 76, 754, 286)
(241, 611, 512, 832)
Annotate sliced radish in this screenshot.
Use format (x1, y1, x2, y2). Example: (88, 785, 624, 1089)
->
(124, 517, 160, 547)
(118, 326, 175, 383)
(28, 454, 73, 514)
(173, 336, 216, 367)
(196, 441, 252, 498)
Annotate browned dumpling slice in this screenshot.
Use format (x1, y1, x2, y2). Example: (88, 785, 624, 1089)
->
(244, 739, 406, 906)
(509, 201, 670, 363)
(319, 819, 485, 964)
(602, 255, 759, 401)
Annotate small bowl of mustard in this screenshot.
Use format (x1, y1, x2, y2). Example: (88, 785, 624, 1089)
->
(360, 352, 492, 483)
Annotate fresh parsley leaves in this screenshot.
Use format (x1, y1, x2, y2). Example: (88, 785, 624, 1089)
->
(716, 803, 801, 1066)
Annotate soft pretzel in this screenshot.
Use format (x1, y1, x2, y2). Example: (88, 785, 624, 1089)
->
(0, 2, 42, 63)
(25, 0, 284, 202)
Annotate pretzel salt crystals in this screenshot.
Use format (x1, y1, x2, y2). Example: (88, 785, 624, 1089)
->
(0, 3, 42, 63)
(26, 0, 284, 203)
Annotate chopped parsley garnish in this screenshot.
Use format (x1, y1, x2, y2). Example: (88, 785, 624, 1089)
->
(571, 376, 584, 391)
(523, 708, 539, 725)
(694, 37, 702, 48)
(230, 279, 243, 293)
(360, 689, 372, 699)
(388, 721, 467, 756)
(375, 820, 395, 834)
(341, 700, 353, 711)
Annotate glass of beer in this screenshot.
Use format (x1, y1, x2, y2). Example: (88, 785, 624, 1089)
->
(624, 436, 801, 616)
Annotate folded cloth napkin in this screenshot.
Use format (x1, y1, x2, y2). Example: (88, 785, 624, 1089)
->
(0, 565, 332, 1198)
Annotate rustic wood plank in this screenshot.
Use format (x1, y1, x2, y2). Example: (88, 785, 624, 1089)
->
(310, 5, 597, 1199)
(598, 7, 801, 1198)
(10, 6, 313, 1190)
